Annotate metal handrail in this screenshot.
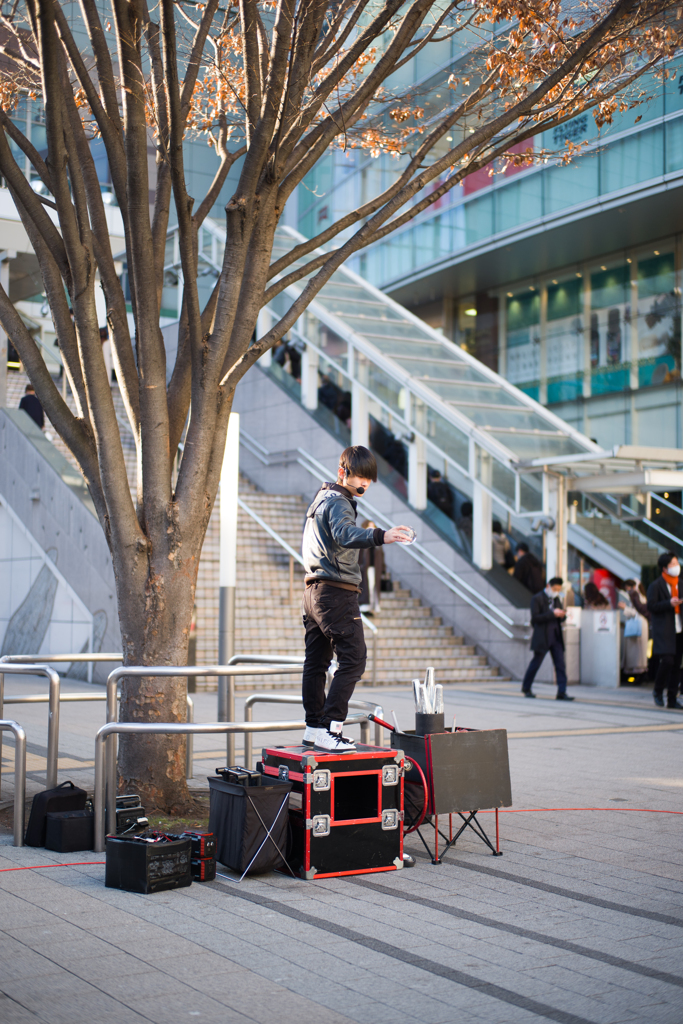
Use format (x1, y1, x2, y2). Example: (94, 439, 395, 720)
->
(93, 713, 379, 852)
(293, 446, 517, 638)
(242, 693, 387, 766)
(104, 663, 306, 834)
(238, 495, 379, 682)
(0, 665, 60, 795)
(2, 690, 195, 783)
(0, 720, 26, 847)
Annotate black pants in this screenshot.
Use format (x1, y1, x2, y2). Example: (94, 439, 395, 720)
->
(654, 631, 683, 706)
(302, 582, 366, 728)
(522, 640, 567, 695)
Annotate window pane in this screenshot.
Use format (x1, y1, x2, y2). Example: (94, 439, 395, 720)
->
(600, 127, 663, 193)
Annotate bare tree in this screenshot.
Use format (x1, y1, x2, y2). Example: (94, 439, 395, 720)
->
(0, 0, 678, 809)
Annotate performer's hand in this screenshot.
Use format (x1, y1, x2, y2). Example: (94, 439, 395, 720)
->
(384, 526, 413, 544)
(553, 608, 566, 618)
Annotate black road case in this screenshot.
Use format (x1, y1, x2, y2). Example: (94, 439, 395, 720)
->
(260, 744, 404, 880)
(45, 809, 94, 853)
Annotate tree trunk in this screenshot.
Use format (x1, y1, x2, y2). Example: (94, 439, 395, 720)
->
(116, 555, 199, 813)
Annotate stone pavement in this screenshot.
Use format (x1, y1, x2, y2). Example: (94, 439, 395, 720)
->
(1, 677, 682, 1023)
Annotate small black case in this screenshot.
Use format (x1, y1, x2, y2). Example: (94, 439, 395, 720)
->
(45, 810, 94, 853)
(105, 834, 192, 894)
(25, 781, 88, 847)
(167, 831, 216, 859)
(191, 858, 216, 882)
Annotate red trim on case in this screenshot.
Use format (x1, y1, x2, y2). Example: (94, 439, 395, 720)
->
(261, 764, 307, 783)
(307, 864, 399, 880)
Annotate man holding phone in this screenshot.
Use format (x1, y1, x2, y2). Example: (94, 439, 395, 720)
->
(301, 445, 412, 752)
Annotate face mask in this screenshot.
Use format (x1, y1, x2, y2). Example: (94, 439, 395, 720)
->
(667, 564, 681, 577)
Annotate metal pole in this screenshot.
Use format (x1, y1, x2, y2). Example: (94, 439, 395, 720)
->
(0, 666, 60, 793)
(218, 412, 239, 769)
(46, 670, 60, 788)
(289, 555, 294, 603)
(372, 630, 377, 687)
(244, 702, 253, 768)
(0, 671, 3, 799)
(186, 695, 194, 780)
(106, 672, 118, 836)
(0, 722, 26, 847)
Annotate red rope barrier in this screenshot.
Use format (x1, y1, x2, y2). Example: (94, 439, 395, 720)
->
(0, 861, 105, 872)
(478, 807, 683, 815)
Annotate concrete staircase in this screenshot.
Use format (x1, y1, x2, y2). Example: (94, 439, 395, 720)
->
(576, 512, 662, 568)
(195, 477, 508, 691)
(6, 367, 506, 688)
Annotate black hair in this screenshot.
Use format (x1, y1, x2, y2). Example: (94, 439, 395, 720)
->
(339, 445, 377, 482)
(658, 551, 677, 570)
(460, 501, 473, 517)
(516, 542, 529, 554)
(24, 384, 34, 393)
(623, 579, 637, 588)
(548, 577, 563, 587)
(492, 520, 503, 533)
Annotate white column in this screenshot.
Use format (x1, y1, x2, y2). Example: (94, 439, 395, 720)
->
(256, 309, 272, 367)
(542, 471, 566, 580)
(218, 412, 239, 762)
(407, 434, 427, 510)
(497, 291, 507, 378)
(301, 345, 319, 410)
(472, 445, 492, 571)
(538, 284, 548, 405)
(351, 380, 369, 448)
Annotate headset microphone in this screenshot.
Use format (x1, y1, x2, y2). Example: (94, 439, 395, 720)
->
(355, 486, 365, 495)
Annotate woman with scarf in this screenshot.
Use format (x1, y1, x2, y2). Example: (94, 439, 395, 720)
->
(647, 553, 683, 709)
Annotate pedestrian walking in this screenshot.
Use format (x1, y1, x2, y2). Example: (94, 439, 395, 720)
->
(647, 552, 683, 709)
(301, 446, 412, 752)
(521, 577, 574, 701)
(18, 383, 44, 429)
(513, 542, 545, 594)
(620, 579, 650, 685)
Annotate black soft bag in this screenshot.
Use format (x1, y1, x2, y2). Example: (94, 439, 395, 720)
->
(25, 781, 88, 847)
(209, 774, 292, 875)
(45, 809, 94, 853)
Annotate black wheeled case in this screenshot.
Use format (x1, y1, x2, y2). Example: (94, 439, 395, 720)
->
(25, 781, 88, 847)
(208, 775, 292, 875)
(260, 744, 404, 880)
(105, 835, 192, 893)
(45, 809, 94, 853)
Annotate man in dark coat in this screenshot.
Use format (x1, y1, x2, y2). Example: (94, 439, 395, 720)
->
(513, 542, 545, 594)
(19, 384, 44, 430)
(647, 551, 683, 709)
(521, 577, 574, 700)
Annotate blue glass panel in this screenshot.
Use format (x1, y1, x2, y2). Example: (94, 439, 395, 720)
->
(544, 157, 598, 213)
(494, 174, 542, 232)
(465, 193, 493, 243)
(591, 366, 629, 395)
(518, 384, 539, 401)
(547, 375, 583, 404)
(666, 115, 683, 172)
(600, 126, 663, 193)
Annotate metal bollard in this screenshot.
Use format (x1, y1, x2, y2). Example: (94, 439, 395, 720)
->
(0, 666, 60, 794)
(0, 720, 26, 846)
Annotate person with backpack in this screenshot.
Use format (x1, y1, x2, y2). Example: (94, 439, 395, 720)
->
(301, 445, 412, 752)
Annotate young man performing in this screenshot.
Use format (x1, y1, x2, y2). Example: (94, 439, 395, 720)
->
(301, 446, 412, 752)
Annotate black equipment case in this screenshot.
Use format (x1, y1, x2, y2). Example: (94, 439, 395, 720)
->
(45, 809, 94, 853)
(105, 834, 192, 893)
(208, 774, 292, 876)
(25, 781, 87, 847)
(260, 744, 404, 880)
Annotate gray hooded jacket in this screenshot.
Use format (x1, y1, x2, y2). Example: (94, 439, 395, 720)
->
(303, 483, 384, 588)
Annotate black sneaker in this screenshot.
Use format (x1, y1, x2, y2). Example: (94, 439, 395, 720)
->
(654, 694, 665, 707)
(556, 693, 575, 701)
(522, 690, 536, 698)
(667, 700, 683, 710)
